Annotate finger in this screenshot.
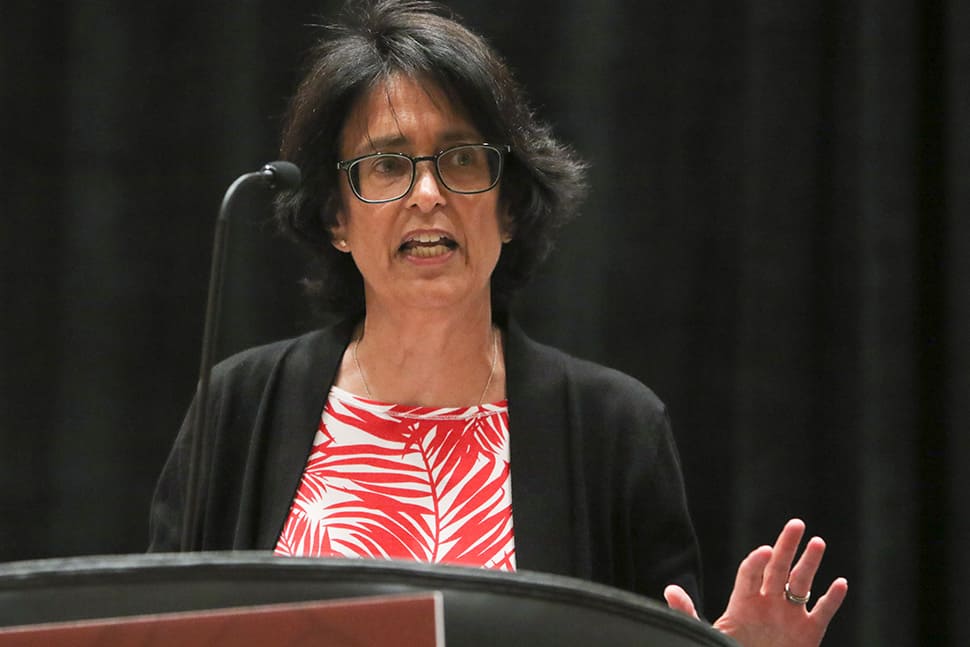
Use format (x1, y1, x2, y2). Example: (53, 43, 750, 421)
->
(732, 545, 772, 597)
(787, 536, 826, 599)
(664, 584, 700, 620)
(762, 518, 806, 595)
(809, 577, 849, 627)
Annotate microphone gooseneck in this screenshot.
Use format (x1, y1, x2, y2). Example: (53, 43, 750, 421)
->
(182, 161, 302, 549)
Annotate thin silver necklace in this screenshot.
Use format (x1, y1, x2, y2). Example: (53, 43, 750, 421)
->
(353, 327, 499, 406)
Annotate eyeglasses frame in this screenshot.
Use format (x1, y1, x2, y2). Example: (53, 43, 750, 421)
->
(336, 143, 511, 204)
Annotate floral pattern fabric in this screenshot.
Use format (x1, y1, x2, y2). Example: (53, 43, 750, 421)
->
(275, 386, 515, 571)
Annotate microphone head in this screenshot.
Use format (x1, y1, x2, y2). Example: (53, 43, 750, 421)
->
(260, 161, 302, 191)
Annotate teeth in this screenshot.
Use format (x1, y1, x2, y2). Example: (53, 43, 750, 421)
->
(407, 244, 450, 258)
(400, 232, 455, 257)
(406, 232, 449, 244)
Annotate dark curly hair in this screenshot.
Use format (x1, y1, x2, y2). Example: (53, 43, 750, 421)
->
(276, 0, 587, 317)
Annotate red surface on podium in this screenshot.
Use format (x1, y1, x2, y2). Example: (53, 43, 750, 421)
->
(0, 591, 443, 646)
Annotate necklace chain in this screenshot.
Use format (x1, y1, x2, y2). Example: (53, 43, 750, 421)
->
(353, 327, 499, 406)
(352, 336, 374, 400)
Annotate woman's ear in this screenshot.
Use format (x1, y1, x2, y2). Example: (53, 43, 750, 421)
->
(330, 210, 351, 252)
(500, 209, 515, 244)
(332, 235, 350, 251)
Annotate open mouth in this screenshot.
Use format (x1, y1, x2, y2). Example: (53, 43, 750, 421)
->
(399, 233, 458, 258)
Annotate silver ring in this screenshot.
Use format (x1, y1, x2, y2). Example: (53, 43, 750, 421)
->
(785, 582, 811, 605)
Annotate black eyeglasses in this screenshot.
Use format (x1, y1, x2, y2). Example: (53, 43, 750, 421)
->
(336, 143, 511, 203)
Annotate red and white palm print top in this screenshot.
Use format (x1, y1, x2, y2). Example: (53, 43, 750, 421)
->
(275, 386, 515, 571)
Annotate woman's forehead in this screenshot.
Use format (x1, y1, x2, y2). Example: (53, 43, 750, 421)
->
(339, 75, 480, 156)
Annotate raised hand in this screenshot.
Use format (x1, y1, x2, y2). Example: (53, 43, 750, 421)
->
(665, 519, 848, 647)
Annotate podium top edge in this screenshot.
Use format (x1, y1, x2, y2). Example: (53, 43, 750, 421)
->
(0, 552, 736, 646)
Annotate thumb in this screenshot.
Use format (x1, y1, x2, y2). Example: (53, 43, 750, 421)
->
(664, 584, 700, 620)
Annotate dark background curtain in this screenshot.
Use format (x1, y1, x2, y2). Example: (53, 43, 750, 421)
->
(1, 1, 965, 645)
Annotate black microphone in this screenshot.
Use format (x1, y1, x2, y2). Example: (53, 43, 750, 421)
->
(257, 161, 301, 192)
(181, 161, 302, 549)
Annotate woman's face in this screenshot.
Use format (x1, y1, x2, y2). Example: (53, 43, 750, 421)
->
(331, 75, 509, 315)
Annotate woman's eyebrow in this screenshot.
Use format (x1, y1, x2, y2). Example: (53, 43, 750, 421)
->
(438, 129, 482, 144)
(359, 134, 407, 153)
(353, 129, 483, 156)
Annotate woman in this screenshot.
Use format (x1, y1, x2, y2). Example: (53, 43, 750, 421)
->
(150, 1, 846, 644)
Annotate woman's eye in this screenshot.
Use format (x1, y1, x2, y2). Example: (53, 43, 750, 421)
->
(372, 156, 408, 176)
(445, 149, 479, 168)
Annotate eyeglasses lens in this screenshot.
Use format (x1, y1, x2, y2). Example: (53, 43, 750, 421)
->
(351, 145, 501, 201)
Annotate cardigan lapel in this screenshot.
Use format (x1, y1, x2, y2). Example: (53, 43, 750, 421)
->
(253, 319, 356, 548)
(505, 320, 576, 578)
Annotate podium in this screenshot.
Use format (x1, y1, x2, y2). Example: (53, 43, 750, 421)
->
(0, 553, 736, 646)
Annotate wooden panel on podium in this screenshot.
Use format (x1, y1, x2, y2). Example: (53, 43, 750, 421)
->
(0, 591, 442, 647)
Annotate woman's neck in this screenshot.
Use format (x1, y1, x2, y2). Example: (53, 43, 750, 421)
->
(337, 299, 505, 407)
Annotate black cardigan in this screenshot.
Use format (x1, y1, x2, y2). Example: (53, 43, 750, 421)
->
(149, 318, 701, 604)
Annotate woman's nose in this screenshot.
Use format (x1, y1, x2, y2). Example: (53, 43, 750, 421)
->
(407, 162, 447, 211)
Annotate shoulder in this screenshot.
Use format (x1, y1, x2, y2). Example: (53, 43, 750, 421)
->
(213, 331, 319, 375)
(507, 322, 669, 432)
(209, 319, 354, 392)
(510, 322, 665, 413)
